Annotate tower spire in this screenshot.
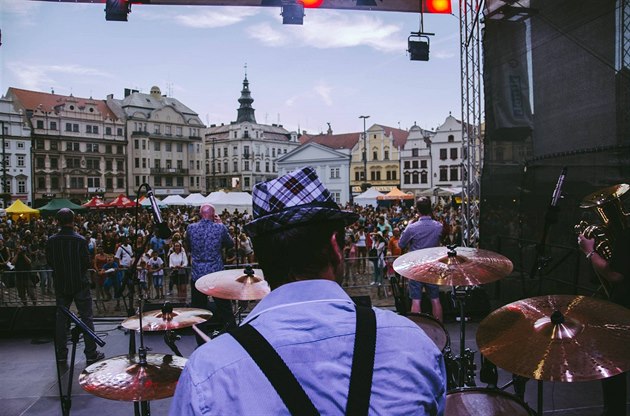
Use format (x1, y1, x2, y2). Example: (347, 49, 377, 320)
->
(236, 66, 256, 124)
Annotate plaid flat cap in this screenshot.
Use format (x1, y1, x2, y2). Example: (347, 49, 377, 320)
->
(244, 166, 358, 238)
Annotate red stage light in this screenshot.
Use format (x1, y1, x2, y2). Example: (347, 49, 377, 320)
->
(423, 0, 452, 14)
(302, 0, 324, 8)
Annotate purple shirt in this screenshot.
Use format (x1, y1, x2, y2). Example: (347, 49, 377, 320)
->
(169, 280, 446, 415)
(185, 219, 234, 281)
(399, 216, 443, 252)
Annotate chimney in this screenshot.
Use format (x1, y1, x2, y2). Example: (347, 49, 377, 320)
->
(124, 88, 131, 97)
(106, 94, 114, 100)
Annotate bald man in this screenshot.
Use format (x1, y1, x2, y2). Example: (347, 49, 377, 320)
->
(186, 204, 235, 343)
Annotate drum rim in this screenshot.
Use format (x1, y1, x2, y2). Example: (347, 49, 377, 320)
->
(446, 387, 532, 414)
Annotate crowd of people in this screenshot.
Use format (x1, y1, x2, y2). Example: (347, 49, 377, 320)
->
(0, 198, 463, 309)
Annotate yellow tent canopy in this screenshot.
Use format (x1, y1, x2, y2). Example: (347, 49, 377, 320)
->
(377, 187, 414, 200)
(5, 199, 40, 221)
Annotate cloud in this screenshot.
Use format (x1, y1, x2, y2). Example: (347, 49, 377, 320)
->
(7, 63, 112, 91)
(0, 0, 41, 25)
(285, 81, 334, 107)
(140, 6, 259, 28)
(248, 10, 405, 53)
(314, 82, 333, 106)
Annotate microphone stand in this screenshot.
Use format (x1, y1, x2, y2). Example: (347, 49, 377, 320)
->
(55, 306, 106, 416)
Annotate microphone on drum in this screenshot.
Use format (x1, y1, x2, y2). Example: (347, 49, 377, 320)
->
(550, 167, 567, 207)
(146, 185, 172, 239)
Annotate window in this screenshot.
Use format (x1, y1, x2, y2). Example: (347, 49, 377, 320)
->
(177, 177, 183, 187)
(386, 171, 392, 181)
(412, 172, 419, 184)
(142, 158, 147, 169)
(177, 143, 183, 152)
(65, 123, 72, 131)
(117, 178, 124, 189)
(37, 177, 46, 190)
(66, 142, 80, 152)
(50, 121, 57, 130)
(135, 176, 140, 187)
(448, 134, 455, 142)
(106, 144, 112, 154)
(117, 145, 124, 154)
(73, 124, 79, 132)
(86, 158, 99, 170)
(224, 161, 228, 173)
(117, 160, 124, 171)
(450, 148, 458, 160)
(244, 161, 250, 171)
(135, 158, 140, 169)
(391, 170, 397, 181)
(87, 177, 100, 188)
(233, 161, 238, 172)
(51, 176, 59, 189)
(93, 125, 99, 134)
(244, 146, 250, 158)
(244, 177, 250, 188)
(66, 158, 80, 168)
(154, 176, 162, 187)
(50, 158, 58, 169)
(142, 140, 146, 150)
(106, 160, 113, 171)
(86, 125, 92, 134)
(440, 166, 448, 181)
(355, 172, 361, 181)
(106, 178, 113, 189)
(154, 142, 161, 151)
(196, 160, 200, 170)
(86, 143, 99, 153)
(3, 155, 9, 167)
(223, 148, 228, 157)
(404, 161, 410, 169)
(3, 141, 8, 149)
(331, 192, 341, 204)
(330, 167, 340, 179)
(154, 159, 161, 169)
(35, 139, 45, 150)
(36, 157, 45, 169)
(166, 159, 172, 169)
(36, 120, 44, 129)
(255, 161, 260, 172)
(272, 148, 276, 157)
(176, 127, 182, 136)
(384, 150, 389, 160)
(373, 151, 378, 161)
(165, 126, 171, 135)
(134, 140, 139, 150)
(16, 155, 25, 167)
(370, 171, 381, 181)
(105, 127, 112, 135)
(165, 177, 173, 187)
(421, 171, 428, 184)
(177, 160, 183, 169)
(421, 160, 427, 169)
(117, 128, 123, 136)
(440, 149, 447, 160)
(404, 172, 410, 185)
(450, 166, 459, 181)
(165, 143, 172, 152)
(154, 125, 161, 134)
(70, 177, 85, 188)
(411, 148, 419, 157)
(50, 141, 58, 150)
(412, 160, 419, 169)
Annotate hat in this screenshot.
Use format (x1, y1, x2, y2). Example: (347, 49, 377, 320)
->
(244, 166, 358, 238)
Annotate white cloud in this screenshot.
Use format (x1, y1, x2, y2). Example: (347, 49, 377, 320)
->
(314, 82, 333, 106)
(248, 10, 405, 53)
(432, 50, 455, 59)
(140, 6, 259, 28)
(285, 81, 334, 107)
(7, 62, 112, 91)
(0, 0, 41, 25)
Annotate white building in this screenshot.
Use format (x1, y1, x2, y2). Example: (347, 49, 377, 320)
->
(277, 142, 352, 205)
(430, 114, 464, 189)
(0, 95, 33, 207)
(400, 123, 435, 196)
(108, 86, 205, 196)
(204, 75, 299, 192)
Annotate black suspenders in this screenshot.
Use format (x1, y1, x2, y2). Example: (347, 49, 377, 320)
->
(230, 305, 377, 416)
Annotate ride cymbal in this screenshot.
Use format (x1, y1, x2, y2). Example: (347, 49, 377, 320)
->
(393, 246, 513, 286)
(477, 295, 630, 382)
(79, 353, 187, 401)
(121, 307, 212, 332)
(195, 267, 270, 300)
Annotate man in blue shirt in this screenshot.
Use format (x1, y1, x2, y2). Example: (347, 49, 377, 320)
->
(399, 196, 444, 322)
(170, 167, 446, 415)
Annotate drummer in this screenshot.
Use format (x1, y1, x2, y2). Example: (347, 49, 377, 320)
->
(170, 166, 446, 415)
(398, 196, 444, 322)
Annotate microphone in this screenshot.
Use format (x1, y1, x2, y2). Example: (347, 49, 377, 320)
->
(146, 186, 172, 239)
(59, 306, 106, 347)
(550, 167, 567, 207)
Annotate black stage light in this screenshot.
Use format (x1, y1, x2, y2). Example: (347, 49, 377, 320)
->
(105, 0, 130, 22)
(281, 2, 305, 25)
(356, 0, 378, 6)
(408, 38, 430, 61)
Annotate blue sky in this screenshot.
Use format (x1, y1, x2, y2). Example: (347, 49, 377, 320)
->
(1, 0, 462, 134)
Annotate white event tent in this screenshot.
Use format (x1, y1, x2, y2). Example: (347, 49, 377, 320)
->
(353, 188, 384, 207)
(184, 193, 207, 206)
(161, 195, 187, 206)
(213, 192, 253, 213)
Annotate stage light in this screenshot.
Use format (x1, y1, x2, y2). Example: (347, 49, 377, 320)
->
(302, 0, 323, 7)
(408, 34, 431, 61)
(356, 0, 378, 6)
(105, 0, 130, 21)
(281, 1, 305, 25)
(422, 0, 452, 14)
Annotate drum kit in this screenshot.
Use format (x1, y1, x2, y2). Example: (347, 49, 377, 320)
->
(393, 244, 630, 415)
(77, 266, 270, 415)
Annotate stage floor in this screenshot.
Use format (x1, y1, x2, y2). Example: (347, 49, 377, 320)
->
(1, 314, 628, 416)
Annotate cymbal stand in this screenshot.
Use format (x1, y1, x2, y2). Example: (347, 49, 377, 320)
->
(161, 302, 182, 357)
(133, 291, 151, 416)
(452, 286, 477, 388)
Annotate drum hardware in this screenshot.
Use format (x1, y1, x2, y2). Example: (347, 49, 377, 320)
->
(451, 285, 478, 388)
(477, 294, 630, 416)
(445, 387, 533, 416)
(575, 183, 629, 298)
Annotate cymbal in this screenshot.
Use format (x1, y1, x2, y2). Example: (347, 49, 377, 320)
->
(79, 353, 187, 401)
(195, 268, 270, 300)
(121, 308, 212, 331)
(477, 295, 630, 382)
(579, 183, 629, 209)
(393, 246, 513, 286)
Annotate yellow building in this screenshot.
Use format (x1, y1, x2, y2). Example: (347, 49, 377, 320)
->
(350, 124, 408, 195)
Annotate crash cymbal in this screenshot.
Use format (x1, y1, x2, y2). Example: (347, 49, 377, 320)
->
(477, 295, 630, 382)
(79, 353, 187, 401)
(121, 307, 212, 331)
(195, 267, 270, 300)
(579, 183, 629, 209)
(393, 246, 513, 286)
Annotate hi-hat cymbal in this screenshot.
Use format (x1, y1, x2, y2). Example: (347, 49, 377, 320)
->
(79, 353, 187, 401)
(121, 308, 212, 331)
(195, 268, 270, 300)
(477, 295, 630, 382)
(579, 183, 629, 208)
(393, 246, 513, 286)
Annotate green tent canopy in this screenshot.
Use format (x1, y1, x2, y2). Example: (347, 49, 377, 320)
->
(37, 198, 86, 213)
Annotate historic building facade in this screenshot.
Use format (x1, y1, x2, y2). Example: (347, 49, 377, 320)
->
(7, 88, 126, 205)
(108, 86, 205, 196)
(349, 124, 408, 195)
(204, 75, 299, 192)
(0, 95, 33, 207)
(399, 123, 435, 196)
(430, 114, 464, 189)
